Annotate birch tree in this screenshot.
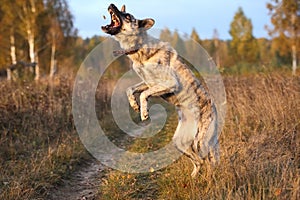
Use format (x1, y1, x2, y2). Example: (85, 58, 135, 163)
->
(212, 29, 221, 67)
(16, 0, 44, 80)
(44, 0, 76, 78)
(187, 28, 202, 65)
(0, 0, 19, 80)
(267, 0, 300, 75)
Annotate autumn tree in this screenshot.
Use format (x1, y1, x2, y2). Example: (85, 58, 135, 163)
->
(0, 0, 76, 80)
(186, 28, 202, 64)
(267, 0, 300, 74)
(160, 28, 172, 43)
(229, 7, 259, 65)
(0, 0, 20, 80)
(190, 28, 201, 45)
(172, 30, 186, 55)
(208, 29, 221, 67)
(257, 38, 272, 66)
(43, 0, 76, 78)
(15, 0, 45, 80)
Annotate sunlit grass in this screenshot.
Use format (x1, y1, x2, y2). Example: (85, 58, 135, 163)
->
(99, 73, 300, 199)
(0, 72, 299, 199)
(0, 77, 89, 199)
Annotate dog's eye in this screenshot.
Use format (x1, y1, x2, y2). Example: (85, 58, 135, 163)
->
(126, 15, 131, 20)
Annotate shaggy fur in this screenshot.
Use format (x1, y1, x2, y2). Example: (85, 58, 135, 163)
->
(102, 4, 219, 177)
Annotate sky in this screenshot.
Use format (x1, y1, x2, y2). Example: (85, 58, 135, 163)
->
(68, 0, 272, 40)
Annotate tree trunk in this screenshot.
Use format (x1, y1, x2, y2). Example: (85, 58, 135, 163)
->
(214, 39, 220, 67)
(292, 44, 297, 75)
(213, 29, 220, 67)
(291, 13, 297, 75)
(6, 69, 12, 81)
(10, 32, 17, 64)
(35, 53, 39, 80)
(27, 28, 39, 80)
(23, 0, 39, 80)
(8, 31, 17, 81)
(50, 40, 56, 78)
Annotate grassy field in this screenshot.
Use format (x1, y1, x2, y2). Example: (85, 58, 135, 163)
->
(99, 73, 300, 200)
(0, 77, 90, 199)
(0, 72, 299, 199)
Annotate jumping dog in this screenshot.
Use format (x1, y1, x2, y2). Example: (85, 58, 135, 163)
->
(102, 4, 219, 177)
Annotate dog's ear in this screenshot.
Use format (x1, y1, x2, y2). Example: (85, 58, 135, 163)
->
(138, 18, 155, 30)
(121, 5, 126, 12)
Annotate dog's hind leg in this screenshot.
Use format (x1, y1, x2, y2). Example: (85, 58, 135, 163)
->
(186, 147, 204, 178)
(172, 108, 203, 177)
(208, 141, 220, 166)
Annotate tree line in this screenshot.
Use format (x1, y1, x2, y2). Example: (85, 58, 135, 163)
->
(0, 0, 299, 80)
(0, 0, 77, 80)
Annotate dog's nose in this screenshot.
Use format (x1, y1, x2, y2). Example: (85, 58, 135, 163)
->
(110, 4, 116, 9)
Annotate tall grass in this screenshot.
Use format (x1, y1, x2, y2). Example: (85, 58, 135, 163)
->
(100, 73, 300, 199)
(0, 73, 298, 199)
(0, 77, 88, 199)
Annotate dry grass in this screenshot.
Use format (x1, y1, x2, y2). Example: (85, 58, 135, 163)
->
(0, 77, 88, 200)
(99, 73, 300, 199)
(0, 72, 298, 200)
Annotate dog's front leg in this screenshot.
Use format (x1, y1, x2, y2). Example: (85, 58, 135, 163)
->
(126, 82, 148, 112)
(140, 85, 177, 121)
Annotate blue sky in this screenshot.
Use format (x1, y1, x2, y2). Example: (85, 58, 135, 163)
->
(68, 0, 271, 40)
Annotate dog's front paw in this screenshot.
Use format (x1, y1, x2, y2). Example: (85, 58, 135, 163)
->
(141, 112, 149, 121)
(128, 97, 140, 113)
(139, 92, 149, 121)
(128, 98, 140, 112)
(131, 103, 140, 113)
(127, 90, 140, 113)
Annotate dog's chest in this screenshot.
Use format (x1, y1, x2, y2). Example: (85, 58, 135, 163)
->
(132, 62, 177, 87)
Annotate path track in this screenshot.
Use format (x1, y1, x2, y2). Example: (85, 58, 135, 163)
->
(47, 160, 104, 200)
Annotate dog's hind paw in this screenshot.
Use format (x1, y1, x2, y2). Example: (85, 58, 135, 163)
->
(191, 165, 201, 178)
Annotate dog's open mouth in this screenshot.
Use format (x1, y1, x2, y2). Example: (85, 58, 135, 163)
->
(110, 9, 121, 27)
(101, 5, 122, 35)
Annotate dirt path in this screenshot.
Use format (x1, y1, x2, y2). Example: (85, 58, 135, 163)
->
(47, 160, 105, 200)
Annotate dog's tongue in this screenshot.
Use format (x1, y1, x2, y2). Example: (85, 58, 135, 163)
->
(112, 14, 120, 27)
(113, 21, 120, 27)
